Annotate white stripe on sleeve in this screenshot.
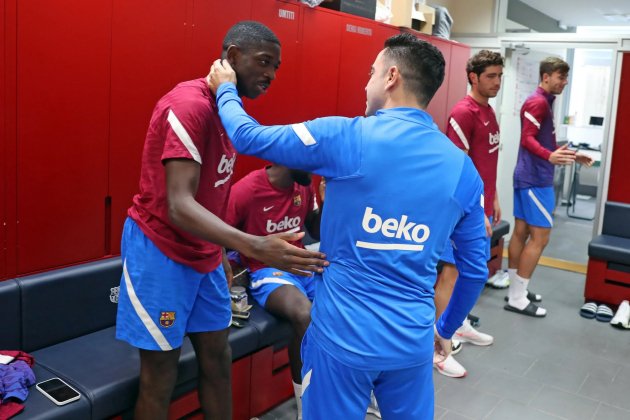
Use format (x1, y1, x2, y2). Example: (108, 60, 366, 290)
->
(449, 117, 470, 150)
(167, 109, 202, 164)
(291, 123, 317, 146)
(524, 111, 541, 129)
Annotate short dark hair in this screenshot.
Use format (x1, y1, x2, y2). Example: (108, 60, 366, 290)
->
(466, 50, 503, 85)
(382, 33, 445, 107)
(222, 21, 280, 53)
(539, 57, 570, 80)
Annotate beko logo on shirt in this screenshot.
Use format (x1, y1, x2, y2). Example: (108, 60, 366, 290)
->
(357, 207, 430, 251)
(488, 132, 500, 153)
(267, 216, 301, 234)
(214, 153, 236, 187)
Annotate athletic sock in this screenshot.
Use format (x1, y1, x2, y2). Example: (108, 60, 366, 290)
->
(507, 268, 517, 282)
(293, 381, 302, 420)
(508, 273, 530, 310)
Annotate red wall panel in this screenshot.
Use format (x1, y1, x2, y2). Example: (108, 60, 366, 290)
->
(16, 0, 112, 274)
(296, 7, 342, 121)
(337, 17, 398, 118)
(1, 0, 6, 280)
(416, 34, 452, 132)
(189, 0, 252, 75)
(235, 1, 303, 183)
(108, 0, 193, 255)
(446, 43, 471, 118)
(607, 53, 630, 204)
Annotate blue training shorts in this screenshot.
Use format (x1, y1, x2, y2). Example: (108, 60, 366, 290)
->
(249, 267, 316, 308)
(116, 218, 231, 351)
(513, 187, 554, 228)
(440, 216, 493, 265)
(301, 329, 434, 420)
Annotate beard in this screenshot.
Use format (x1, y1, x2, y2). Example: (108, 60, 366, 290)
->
(290, 170, 312, 186)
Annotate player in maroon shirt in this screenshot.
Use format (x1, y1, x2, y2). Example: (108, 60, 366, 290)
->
(116, 22, 326, 420)
(227, 165, 322, 419)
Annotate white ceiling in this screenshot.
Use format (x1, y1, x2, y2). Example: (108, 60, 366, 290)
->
(520, 0, 630, 28)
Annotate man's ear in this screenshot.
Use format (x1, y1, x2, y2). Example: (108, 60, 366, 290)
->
(469, 72, 479, 86)
(226, 45, 241, 68)
(385, 65, 400, 90)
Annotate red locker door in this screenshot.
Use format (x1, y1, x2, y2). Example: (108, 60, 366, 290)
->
(190, 0, 252, 75)
(296, 7, 342, 121)
(419, 34, 452, 133)
(446, 43, 471, 118)
(232, 0, 302, 182)
(0, 0, 6, 280)
(246, 0, 301, 125)
(608, 53, 630, 203)
(108, 0, 193, 255)
(16, 0, 112, 274)
(337, 17, 398, 118)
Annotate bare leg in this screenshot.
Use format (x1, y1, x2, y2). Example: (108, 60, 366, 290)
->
(264, 285, 312, 383)
(135, 348, 181, 420)
(508, 218, 529, 269)
(517, 225, 551, 279)
(189, 329, 232, 420)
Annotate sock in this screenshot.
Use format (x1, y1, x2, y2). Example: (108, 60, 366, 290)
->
(293, 381, 302, 420)
(507, 268, 517, 282)
(508, 273, 530, 309)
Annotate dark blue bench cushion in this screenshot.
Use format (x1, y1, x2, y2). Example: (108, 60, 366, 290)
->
(602, 202, 630, 239)
(247, 303, 292, 348)
(0, 279, 21, 349)
(21, 364, 91, 420)
(588, 235, 630, 266)
(17, 257, 122, 352)
(33, 324, 259, 419)
(491, 220, 510, 242)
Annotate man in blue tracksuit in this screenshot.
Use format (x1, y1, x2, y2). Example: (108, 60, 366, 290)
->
(210, 33, 488, 419)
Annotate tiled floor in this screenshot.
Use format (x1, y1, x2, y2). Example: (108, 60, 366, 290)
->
(260, 199, 630, 420)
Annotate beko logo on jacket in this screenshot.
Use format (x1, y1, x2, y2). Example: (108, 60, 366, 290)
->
(267, 216, 301, 234)
(357, 207, 430, 251)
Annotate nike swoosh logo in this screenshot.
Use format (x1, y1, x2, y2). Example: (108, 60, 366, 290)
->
(483, 121, 490, 126)
(263, 206, 274, 212)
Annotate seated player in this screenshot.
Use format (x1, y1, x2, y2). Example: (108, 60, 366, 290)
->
(226, 164, 321, 420)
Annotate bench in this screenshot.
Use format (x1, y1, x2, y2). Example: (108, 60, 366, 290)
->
(585, 201, 630, 305)
(0, 257, 293, 420)
(488, 220, 510, 276)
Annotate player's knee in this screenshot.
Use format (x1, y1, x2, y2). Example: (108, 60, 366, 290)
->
(290, 305, 312, 337)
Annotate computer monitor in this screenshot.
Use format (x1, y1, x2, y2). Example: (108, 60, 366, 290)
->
(589, 116, 604, 126)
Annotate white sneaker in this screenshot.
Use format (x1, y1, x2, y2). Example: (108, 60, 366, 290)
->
(434, 354, 467, 378)
(451, 339, 463, 355)
(611, 300, 630, 329)
(366, 392, 382, 418)
(455, 319, 494, 346)
(487, 270, 510, 288)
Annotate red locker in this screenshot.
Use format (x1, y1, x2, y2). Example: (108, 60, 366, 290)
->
(416, 34, 452, 133)
(232, 1, 303, 182)
(337, 16, 399, 118)
(16, 0, 112, 274)
(1, 0, 6, 280)
(607, 53, 630, 204)
(108, 0, 194, 255)
(189, 0, 252, 75)
(296, 6, 343, 121)
(446, 43, 471, 117)
(246, 0, 301, 125)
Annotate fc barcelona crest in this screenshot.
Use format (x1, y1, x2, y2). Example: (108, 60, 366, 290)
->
(293, 194, 302, 206)
(159, 311, 176, 328)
